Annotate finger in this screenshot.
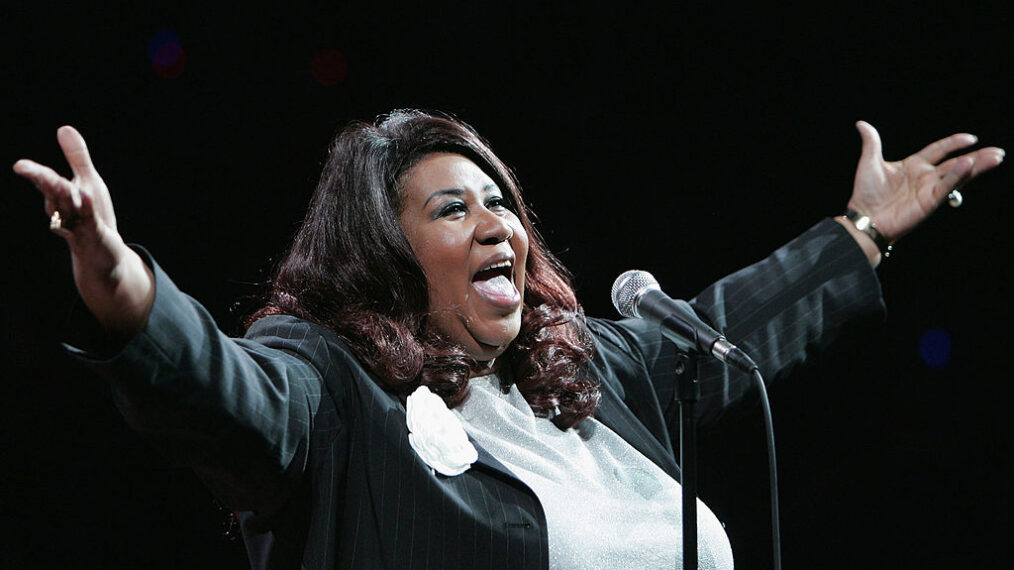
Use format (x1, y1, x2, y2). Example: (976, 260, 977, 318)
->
(44, 197, 59, 219)
(13, 159, 78, 207)
(14, 158, 84, 231)
(56, 125, 98, 180)
(75, 179, 96, 221)
(935, 146, 1005, 186)
(856, 120, 883, 162)
(915, 132, 978, 165)
(936, 156, 976, 201)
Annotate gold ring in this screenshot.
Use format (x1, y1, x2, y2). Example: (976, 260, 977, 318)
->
(49, 210, 73, 237)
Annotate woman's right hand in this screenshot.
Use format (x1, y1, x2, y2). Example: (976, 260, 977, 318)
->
(15, 126, 154, 340)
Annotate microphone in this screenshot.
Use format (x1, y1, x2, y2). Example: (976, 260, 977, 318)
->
(611, 270, 757, 373)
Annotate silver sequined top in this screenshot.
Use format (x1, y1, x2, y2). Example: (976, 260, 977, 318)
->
(454, 373, 734, 569)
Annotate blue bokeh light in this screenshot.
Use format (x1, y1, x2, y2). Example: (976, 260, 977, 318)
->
(147, 30, 180, 62)
(918, 328, 952, 369)
(147, 29, 185, 78)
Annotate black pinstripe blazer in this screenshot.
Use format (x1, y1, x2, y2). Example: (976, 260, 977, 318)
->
(69, 218, 884, 569)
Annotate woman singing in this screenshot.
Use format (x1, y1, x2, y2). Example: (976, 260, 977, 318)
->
(14, 110, 1003, 568)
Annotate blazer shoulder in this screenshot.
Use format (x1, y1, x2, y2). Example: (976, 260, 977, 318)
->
(244, 315, 376, 399)
(246, 315, 352, 362)
(585, 316, 669, 398)
(586, 317, 675, 373)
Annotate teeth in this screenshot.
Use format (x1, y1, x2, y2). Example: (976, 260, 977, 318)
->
(481, 260, 512, 272)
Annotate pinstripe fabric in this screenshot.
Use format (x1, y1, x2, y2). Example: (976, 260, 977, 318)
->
(66, 218, 884, 569)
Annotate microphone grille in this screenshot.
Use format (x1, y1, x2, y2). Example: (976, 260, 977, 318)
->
(611, 270, 659, 318)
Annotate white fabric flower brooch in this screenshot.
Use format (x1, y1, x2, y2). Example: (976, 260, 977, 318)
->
(406, 385, 478, 476)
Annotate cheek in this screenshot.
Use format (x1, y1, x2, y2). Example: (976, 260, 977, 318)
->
(414, 236, 470, 305)
(513, 225, 530, 284)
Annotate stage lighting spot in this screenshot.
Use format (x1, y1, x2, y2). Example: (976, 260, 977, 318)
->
(147, 29, 186, 79)
(918, 328, 952, 369)
(312, 49, 349, 86)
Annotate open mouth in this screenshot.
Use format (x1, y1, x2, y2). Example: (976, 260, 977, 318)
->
(471, 259, 520, 308)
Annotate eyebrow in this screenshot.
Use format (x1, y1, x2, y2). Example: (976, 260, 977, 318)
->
(422, 184, 499, 208)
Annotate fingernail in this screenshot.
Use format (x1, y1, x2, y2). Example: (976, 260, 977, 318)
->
(969, 134, 978, 143)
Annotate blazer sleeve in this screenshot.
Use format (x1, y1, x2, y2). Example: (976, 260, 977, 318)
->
(63, 247, 342, 515)
(589, 218, 886, 426)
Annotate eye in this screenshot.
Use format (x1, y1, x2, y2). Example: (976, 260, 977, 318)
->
(486, 195, 510, 211)
(436, 201, 467, 218)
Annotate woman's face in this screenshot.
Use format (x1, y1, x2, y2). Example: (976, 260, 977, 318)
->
(398, 153, 529, 362)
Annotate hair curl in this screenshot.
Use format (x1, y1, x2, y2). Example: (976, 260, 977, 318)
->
(249, 110, 598, 428)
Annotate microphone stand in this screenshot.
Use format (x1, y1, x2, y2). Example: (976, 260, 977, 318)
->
(674, 350, 701, 570)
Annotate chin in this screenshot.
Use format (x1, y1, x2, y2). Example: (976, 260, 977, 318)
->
(470, 320, 521, 358)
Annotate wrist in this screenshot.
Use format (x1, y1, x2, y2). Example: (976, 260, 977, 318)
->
(835, 216, 882, 268)
(74, 242, 155, 340)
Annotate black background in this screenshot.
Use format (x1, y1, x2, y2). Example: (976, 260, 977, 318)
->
(4, 2, 1012, 568)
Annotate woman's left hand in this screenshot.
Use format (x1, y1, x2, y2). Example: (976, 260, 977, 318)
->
(848, 121, 1004, 243)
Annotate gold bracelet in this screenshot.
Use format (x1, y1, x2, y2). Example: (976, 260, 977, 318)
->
(844, 209, 892, 258)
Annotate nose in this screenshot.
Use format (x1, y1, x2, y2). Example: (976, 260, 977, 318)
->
(475, 209, 514, 246)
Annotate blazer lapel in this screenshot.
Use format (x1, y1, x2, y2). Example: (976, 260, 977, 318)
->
(467, 437, 548, 503)
(469, 436, 519, 480)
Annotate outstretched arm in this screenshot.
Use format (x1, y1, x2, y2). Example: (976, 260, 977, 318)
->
(16, 128, 333, 513)
(837, 121, 1004, 266)
(14, 126, 155, 340)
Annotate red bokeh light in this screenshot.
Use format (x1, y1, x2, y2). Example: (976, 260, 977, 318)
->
(147, 29, 186, 79)
(152, 43, 186, 79)
(312, 49, 349, 86)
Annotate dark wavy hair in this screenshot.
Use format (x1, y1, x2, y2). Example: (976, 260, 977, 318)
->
(249, 110, 598, 428)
